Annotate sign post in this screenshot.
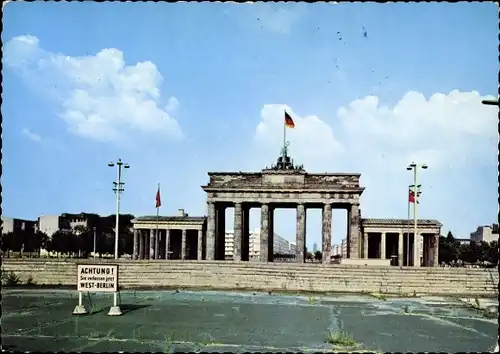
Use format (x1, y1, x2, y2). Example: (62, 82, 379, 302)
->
(73, 264, 121, 316)
(72, 291, 88, 315)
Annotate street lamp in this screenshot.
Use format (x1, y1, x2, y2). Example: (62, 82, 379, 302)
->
(107, 159, 129, 317)
(406, 162, 427, 267)
(407, 184, 421, 266)
(108, 159, 130, 260)
(93, 227, 97, 259)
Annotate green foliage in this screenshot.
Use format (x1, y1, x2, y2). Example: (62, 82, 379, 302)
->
(314, 250, 322, 261)
(325, 330, 358, 347)
(1, 270, 21, 286)
(34, 231, 50, 252)
(370, 293, 387, 301)
(0, 214, 136, 258)
(1, 232, 15, 253)
(439, 231, 498, 265)
(26, 275, 36, 285)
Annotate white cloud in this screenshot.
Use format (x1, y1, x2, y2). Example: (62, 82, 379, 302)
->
(252, 90, 498, 234)
(165, 96, 180, 115)
(4, 35, 183, 143)
(22, 128, 42, 142)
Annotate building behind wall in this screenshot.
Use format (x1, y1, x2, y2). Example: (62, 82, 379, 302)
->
(225, 229, 294, 260)
(470, 224, 499, 243)
(37, 213, 101, 256)
(38, 215, 66, 238)
(1, 217, 37, 235)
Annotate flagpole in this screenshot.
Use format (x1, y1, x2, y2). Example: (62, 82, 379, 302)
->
(407, 187, 411, 266)
(156, 183, 160, 251)
(283, 110, 287, 162)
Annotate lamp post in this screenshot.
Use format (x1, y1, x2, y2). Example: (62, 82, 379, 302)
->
(93, 227, 97, 259)
(406, 162, 427, 267)
(108, 159, 130, 260)
(407, 184, 421, 266)
(107, 159, 129, 317)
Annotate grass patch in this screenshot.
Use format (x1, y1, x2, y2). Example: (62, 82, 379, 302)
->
(25, 275, 36, 286)
(369, 293, 387, 301)
(325, 330, 358, 347)
(1, 270, 21, 286)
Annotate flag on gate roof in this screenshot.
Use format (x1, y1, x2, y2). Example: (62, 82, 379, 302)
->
(284, 111, 295, 128)
(156, 185, 161, 208)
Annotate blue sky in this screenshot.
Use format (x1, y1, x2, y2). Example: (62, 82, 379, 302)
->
(3, 2, 498, 248)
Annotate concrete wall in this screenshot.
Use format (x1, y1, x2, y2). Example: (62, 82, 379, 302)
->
(2, 259, 498, 297)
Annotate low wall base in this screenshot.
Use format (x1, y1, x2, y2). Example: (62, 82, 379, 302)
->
(1, 259, 498, 297)
(340, 259, 391, 266)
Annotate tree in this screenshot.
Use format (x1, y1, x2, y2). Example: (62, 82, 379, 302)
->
(314, 251, 322, 262)
(1, 232, 15, 257)
(99, 214, 135, 256)
(73, 225, 94, 257)
(120, 228, 134, 256)
(33, 231, 49, 256)
(439, 231, 459, 264)
(478, 241, 492, 263)
(486, 241, 498, 265)
(50, 230, 74, 257)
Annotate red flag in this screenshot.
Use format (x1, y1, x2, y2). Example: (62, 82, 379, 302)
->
(409, 189, 420, 204)
(284, 111, 295, 128)
(155, 186, 161, 208)
(409, 190, 415, 203)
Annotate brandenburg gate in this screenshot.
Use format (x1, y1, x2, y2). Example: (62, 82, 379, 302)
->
(132, 151, 441, 267)
(202, 152, 364, 263)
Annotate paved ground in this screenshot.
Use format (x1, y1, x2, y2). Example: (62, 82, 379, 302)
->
(1, 289, 497, 352)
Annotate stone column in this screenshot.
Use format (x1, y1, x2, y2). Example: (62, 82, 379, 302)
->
(398, 232, 404, 266)
(363, 233, 369, 259)
(181, 229, 187, 260)
(132, 229, 138, 260)
(348, 204, 360, 259)
(242, 206, 250, 261)
(149, 229, 155, 259)
(422, 235, 428, 266)
(321, 203, 332, 264)
(413, 233, 421, 267)
(260, 204, 269, 262)
(233, 202, 243, 261)
(433, 234, 439, 267)
(215, 205, 226, 260)
(296, 204, 306, 263)
(165, 229, 170, 260)
(197, 229, 203, 260)
(154, 229, 160, 260)
(206, 202, 216, 260)
(139, 230, 144, 260)
(346, 208, 351, 258)
(268, 207, 274, 260)
(380, 232, 386, 260)
(144, 232, 149, 259)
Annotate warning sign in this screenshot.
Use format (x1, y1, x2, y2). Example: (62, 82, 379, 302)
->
(77, 264, 118, 292)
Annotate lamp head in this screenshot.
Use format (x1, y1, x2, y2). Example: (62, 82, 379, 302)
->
(406, 166, 412, 171)
(422, 164, 428, 169)
(124, 164, 130, 169)
(108, 162, 115, 167)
